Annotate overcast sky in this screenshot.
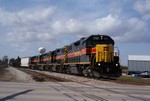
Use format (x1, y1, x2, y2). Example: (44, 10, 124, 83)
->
(0, 0, 150, 65)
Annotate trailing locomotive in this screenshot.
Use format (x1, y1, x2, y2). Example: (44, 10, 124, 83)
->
(27, 35, 122, 77)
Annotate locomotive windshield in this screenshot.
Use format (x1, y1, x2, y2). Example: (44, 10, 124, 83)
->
(86, 35, 114, 48)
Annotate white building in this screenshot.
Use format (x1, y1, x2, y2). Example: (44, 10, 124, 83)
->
(128, 55, 150, 74)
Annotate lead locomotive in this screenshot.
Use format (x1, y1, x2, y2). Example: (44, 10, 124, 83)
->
(29, 35, 122, 77)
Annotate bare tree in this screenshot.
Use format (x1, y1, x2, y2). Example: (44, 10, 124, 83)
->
(2, 55, 8, 64)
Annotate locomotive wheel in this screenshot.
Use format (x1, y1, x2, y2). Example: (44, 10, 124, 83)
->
(43, 66, 45, 70)
(49, 67, 53, 72)
(92, 70, 100, 78)
(83, 68, 93, 77)
(87, 68, 93, 77)
(56, 67, 59, 73)
(77, 66, 83, 75)
(65, 66, 71, 74)
(83, 69, 88, 76)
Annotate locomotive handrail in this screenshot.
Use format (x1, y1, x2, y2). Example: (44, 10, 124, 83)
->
(114, 46, 120, 56)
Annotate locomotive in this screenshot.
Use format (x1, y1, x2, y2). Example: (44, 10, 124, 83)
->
(27, 35, 122, 77)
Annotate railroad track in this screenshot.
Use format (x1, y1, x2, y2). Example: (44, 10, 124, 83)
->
(18, 68, 109, 100)
(53, 81, 149, 101)
(80, 83, 149, 101)
(48, 80, 149, 101)
(17, 68, 71, 82)
(56, 82, 108, 101)
(18, 68, 150, 101)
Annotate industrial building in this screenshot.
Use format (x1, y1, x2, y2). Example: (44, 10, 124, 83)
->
(128, 55, 150, 74)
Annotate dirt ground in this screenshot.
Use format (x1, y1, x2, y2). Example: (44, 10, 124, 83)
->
(0, 66, 35, 82)
(0, 67, 16, 81)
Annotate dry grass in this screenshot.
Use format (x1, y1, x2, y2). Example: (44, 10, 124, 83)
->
(117, 76, 150, 85)
(0, 64, 8, 74)
(0, 64, 15, 81)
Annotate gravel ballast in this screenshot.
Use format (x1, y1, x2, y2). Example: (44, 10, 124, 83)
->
(7, 66, 35, 82)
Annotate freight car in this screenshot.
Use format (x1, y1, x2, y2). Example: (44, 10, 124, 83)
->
(27, 35, 122, 77)
(21, 57, 30, 67)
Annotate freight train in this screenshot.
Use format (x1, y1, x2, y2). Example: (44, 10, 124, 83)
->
(21, 35, 122, 77)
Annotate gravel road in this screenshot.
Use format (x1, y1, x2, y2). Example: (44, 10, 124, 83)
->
(0, 66, 35, 82)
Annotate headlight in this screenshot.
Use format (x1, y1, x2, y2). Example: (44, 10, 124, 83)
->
(116, 64, 118, 66)
(98, 63, 101, 66)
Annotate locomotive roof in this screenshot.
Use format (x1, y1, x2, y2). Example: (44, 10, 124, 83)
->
(81, 35, 114, 43)
(69, 34, 114, 46)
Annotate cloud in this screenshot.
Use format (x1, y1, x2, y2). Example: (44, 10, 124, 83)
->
(51, 19, 84, 36)
(114, 17, 148, 42)
(134, 0, 150, 20)
(51, 15, 122, 37)
(134, 0, 150, 14)
(0, 6, 56, 43)
(0, 7, 54, 26)
(5, 12, 150, 44)
(94, 15, 122, 35)
(0, 3, 149, 49)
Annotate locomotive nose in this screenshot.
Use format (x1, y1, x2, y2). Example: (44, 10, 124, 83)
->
(96, 44, 114, 63)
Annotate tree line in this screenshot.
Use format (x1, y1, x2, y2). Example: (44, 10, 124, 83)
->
(0, 55, 9, 68)
(9, 56, 21, 67)
(0, 55, 21, 68)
